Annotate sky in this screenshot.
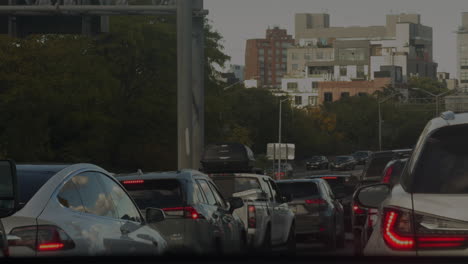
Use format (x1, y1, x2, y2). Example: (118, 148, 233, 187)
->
(205, 0, 468, 77)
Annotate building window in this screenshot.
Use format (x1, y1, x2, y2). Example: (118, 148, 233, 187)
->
(292, 64, 299, 71)
(287, 82, 298, 89)
(295, 96, 302, 106)
(357, 65, 365, 79)
(276, 42, 280, 47)
(259, 49, 264, 55)
(338, 48, 365, 61)
(292, 53, 299, 60)
(259, 56, 264, 62)
(308, 96, 318, 106)
(416, 63, 419, 73)
(358, 92, 367, 97)
(311, 82, 319, 89)
(324, 92, 333, 102)
(341, 92, 350, 98)
(304, 54, 311, 60)
(340, 66, 347, 76)
(461, 58, 468, 69)
(461, 71, 468, 82)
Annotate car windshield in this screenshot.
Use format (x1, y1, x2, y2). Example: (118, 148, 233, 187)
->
(276, 182, 319, 198)
(310, 157, 322, 162)
(336, 157, 351, 162)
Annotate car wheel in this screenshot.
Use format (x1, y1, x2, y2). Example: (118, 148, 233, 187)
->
(286, 224, 296, 255)
(353, 230, 363, 256)
(261, 225, 272, 254)
(325, 222, 337, 251)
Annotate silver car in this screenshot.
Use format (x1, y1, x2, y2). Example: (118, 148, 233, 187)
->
(117, 170, 246, 255)
(1, 163, 167, 257)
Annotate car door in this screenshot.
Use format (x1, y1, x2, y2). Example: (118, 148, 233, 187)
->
(207, 181, 241, 254)
(95, 172, 165, 256)
(196, 179, 225, 251)
(322, 181, 344, 234)
(266, 179, 290, 244)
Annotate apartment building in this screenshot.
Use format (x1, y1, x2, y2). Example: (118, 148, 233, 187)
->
(457, 13, 468, 90)
(244, 26, 295, 89)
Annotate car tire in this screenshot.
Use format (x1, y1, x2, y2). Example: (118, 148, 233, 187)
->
(261, 225, 272, 254)
(337, 226, 345, 249)
(353, 230, 363, 256)
(325, 222, 337, 251)
(285, 224, 296, 255)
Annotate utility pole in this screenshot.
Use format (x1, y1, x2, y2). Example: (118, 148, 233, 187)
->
(191, 0, 205, 170)
(177, 0, 193, 170)
(278, 99, 288, 179)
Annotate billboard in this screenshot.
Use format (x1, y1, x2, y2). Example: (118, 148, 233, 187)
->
(266, 143, 295, 161)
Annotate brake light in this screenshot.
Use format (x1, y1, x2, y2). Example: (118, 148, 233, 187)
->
(248, 205, 256, 228)
(353, 205, 366, 215)
(322, 177, 338, 180)
(305, 199, 326, 205)
(122, 180, 144, 185)
(382, 166, 393, 183)
(162, 207, 204, 220)
(382, 207, 468, 251)
(9, 225, 75, 252)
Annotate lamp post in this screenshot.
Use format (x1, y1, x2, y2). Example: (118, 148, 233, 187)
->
(278, 98, 289, 180)
(411, 88, 456, 117)
(379, 92, 401, 151)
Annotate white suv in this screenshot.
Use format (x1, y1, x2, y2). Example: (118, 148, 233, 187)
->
(356, 111, 468, 256)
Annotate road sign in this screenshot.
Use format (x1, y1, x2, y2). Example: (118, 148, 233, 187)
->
(266, 143, 295, 161)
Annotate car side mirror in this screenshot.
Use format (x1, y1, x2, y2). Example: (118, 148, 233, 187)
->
(228, 197, 244, 214)
(145, 208, 166, 223)
(355, 183, 391, 209)
(0, 160, 18, 218)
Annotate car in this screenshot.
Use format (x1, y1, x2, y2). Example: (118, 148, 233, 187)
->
(276, 179, 345, 251)
(358, 158, 409, 255)
(0, 163, 168, 257)
(358, 111, 468, 256)
(266, 163, 294, 180)
(351, 149, 412, 255)
(306, 174, 359, 232)
(210, 173, 296, 254)
(305, 156, 329, 171)
(352, 151, 373, 165)
(329, 156, 357, 171)
(118, 170, 246, 256)
(0, 220, 6, 257)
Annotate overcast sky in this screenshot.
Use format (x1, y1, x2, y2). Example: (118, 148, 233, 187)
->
(205, 0, 468, 77)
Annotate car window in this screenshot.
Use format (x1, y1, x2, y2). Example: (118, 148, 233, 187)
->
(193, 180, 207, 204)
(268, 180, 282, 203)
(213, 177, 261, 198)
(17, 168, 64, 205)
(72, 173, 117, 218)
(364, 156, 394, 178)
(412, 125, 468, 194)
(276, 182, 318, 198)
(197, 180, 217, 206)
(57, 179, 85, 213)
(123, 179, 185, 210)
(208, 182, 228, 209)
(260, 178, 273, 201)
(97, 173, 142, 223)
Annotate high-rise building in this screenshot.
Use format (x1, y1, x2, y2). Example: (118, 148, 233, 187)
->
(244, 26, 295, 89)
(457, 13, 468, 90)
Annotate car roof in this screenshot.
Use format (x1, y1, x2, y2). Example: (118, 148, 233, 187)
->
(116, 169, 208, 181)
(276, 179, 323, 183)
(16, 164, 71, 173)
(306, 174, 353, 178)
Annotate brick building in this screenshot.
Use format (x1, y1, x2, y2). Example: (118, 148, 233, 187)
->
(244, 27, 295, 89)
(318, 77, 391, 104)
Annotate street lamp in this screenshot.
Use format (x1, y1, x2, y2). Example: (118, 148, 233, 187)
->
(411, 88, 456, 117)
(277, 98, 289, 179)
(378, 92, 402, 151)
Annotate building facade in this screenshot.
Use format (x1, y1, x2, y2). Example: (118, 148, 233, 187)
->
(457, 13, 468, 90)
(230, 64, 245, 81)
(318, 78, 391, 104)
(244, 27, 295, 89)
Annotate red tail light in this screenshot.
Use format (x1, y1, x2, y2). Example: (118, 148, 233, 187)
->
(9, 225, 75, 252)
(122, 180, 144, 185)
(305, 199, 326, 205)
(382, 207, 468, 251)
(382, 166, 393, 184)
(162, 207, 205, 220)
(353, 205, 366, 215)
(248, 205, 256, 228)
(322, 177, 338, 180)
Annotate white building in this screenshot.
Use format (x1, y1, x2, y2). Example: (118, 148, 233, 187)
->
(230, 64, 245, 81)
(457, 13, 468, 91)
